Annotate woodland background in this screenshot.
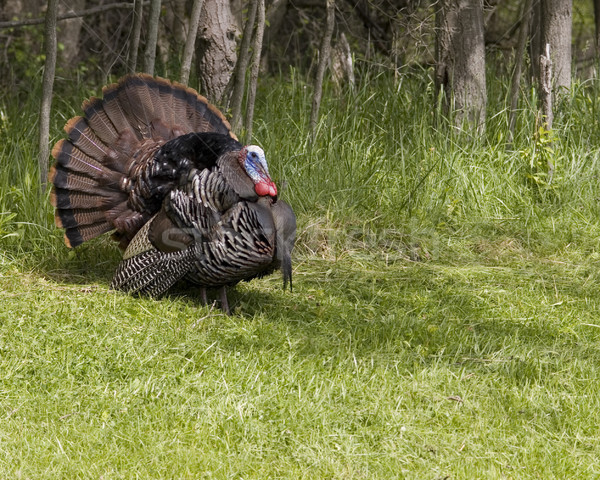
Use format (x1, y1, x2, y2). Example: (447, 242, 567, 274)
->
(0, 1, 596, 112)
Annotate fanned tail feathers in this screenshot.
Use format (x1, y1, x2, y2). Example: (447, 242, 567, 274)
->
(50, 73, 236, 248)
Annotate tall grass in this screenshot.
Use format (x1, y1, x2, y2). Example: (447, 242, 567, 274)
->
(1, 68, 600, 264)
(252, 69, 600, 261)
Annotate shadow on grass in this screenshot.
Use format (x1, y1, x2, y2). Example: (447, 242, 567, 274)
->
(206, 256, 600, 384)
(39, 241, 294, 313)
(23, 235, 600, 386)
(35, 239, 121, 286)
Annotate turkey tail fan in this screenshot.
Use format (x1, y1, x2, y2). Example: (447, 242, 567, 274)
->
(50, 73, 238, 249)
(162, 78, 236, 139)
(49, 133, 128, 248)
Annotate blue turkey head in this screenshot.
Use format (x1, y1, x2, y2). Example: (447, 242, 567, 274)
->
(240, 145, 277, 197)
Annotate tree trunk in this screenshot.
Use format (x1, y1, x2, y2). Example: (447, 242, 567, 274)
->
(508, 0, 532, 145)
(539, 42, 554, 182)
(180, 0, 205, 85)
(143, 0, 162, 75)
(128, 0, 144, 73)
(57, 0, 85, 69)
(331, 32, 355, 92)
(435, 0, 487, 133)
(595, 0, 600, 60)
(260, 0, 288, 72)
(539, 43, 553, 129)
(540, 0, 571, 92)
(38, 0, 59, 193)
(165, 0, 186, 48)
(229, 0, 259, 133)
(310, 0, 335, 142)
(244, 0, 265, 144)
(159, 0, 186, 71)
(196, 0, 238, 102)
(529, 0, 541, 81)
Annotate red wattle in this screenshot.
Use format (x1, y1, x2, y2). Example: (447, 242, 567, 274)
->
(255, 182, 270, 196)
(255, 181, 278, 197)
(269, 183, 278, 197)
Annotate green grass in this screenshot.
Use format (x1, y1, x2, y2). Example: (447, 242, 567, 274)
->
(1, 250, 600, 478)
(1, 69, 600, 477)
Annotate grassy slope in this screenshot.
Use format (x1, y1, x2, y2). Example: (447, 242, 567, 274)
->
(1, 72, 600, 478)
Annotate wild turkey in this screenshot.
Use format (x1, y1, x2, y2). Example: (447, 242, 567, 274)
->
(49, 73, 296, 313)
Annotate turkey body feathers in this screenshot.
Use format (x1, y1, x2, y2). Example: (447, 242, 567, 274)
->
(50, 74, 296, 311)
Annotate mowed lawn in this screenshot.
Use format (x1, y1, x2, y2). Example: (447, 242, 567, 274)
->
(1, 238, 600, 479)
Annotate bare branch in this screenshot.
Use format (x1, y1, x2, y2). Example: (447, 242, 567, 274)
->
(0, 2, 144, 29)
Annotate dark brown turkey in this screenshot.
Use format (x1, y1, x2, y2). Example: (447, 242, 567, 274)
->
(49, 73, 296, 313)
